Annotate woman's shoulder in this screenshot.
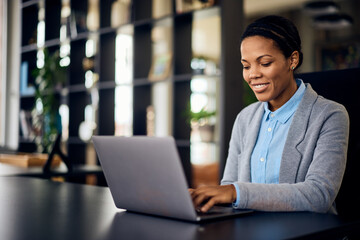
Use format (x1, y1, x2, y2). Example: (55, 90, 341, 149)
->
(232, 101, 264, 130)
(313, 94, 348, 116)
(237, 101, 263, 119)
(304, 83, 348, 116)
(231, 101, 263, 136)
(304, 93, 349, 129)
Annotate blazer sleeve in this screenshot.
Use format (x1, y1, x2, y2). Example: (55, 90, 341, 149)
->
(232, 100, 349, 213)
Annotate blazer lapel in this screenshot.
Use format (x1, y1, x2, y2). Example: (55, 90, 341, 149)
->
(241, 104, 264, 182)
(279, 84, 318, 183)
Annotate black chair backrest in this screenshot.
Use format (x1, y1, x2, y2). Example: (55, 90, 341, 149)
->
(297, 68, 360, 220)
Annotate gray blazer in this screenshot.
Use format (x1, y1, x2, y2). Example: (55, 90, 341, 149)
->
(221, 83, 349, 213)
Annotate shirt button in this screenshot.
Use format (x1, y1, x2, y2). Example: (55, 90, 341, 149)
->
(260, 157, 265, 162)
(270, 113, 274, 118)
(267, 127, 272, 132)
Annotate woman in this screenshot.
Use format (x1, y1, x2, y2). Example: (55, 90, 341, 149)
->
(189, 15, 349, 214)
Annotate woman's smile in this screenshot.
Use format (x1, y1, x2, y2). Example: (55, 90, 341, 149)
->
(251, 82, 270, 92)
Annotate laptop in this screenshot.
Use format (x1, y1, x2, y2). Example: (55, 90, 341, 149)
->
(92, 135, 252, 222)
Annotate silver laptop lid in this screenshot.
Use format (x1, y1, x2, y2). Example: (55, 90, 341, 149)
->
(92, 136, 197, 221)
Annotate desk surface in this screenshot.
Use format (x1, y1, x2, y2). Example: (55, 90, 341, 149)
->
(0, 177, 358, 240)
(0, 162, 103, 177)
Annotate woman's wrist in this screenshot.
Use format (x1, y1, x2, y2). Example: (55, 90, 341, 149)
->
(231, 183, 241, 207)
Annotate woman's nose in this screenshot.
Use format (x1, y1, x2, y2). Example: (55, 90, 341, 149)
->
(249, 68, 261, 79)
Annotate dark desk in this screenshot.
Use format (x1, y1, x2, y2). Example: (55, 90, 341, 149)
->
(0, 177, 358, 240)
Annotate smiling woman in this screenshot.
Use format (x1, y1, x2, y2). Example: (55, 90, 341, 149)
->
(190, 15, 349, 215)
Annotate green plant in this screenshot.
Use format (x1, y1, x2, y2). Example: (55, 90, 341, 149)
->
(31, 48, 67, 153)
(186, 104, 216, 126)
(243, 80, 257, 107)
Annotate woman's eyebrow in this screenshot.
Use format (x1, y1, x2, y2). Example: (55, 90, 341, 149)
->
(256, 54, 273, 61)
(241, 54, 273, 63)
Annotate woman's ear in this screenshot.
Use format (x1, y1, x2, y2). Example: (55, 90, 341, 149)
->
(290, 51, 300, 70)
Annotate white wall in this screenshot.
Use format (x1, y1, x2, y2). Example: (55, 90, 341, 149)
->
(0, 0, 6, 145)
(3, 0, 21, 150)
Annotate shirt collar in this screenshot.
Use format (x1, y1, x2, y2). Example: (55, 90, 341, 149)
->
(263, 79, 306, 124)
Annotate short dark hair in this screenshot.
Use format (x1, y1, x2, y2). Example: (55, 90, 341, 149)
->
(241, 15, 303, 70)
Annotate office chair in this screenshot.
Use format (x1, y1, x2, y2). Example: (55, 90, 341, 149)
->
(298, 67, 360, 220)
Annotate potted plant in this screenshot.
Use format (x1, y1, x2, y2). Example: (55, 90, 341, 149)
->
(31, 48, 67, 153)
(187, 106, 216, 142)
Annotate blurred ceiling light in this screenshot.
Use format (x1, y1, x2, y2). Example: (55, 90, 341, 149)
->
(304, 1, 339, 16)
(313, 13, 353, 30)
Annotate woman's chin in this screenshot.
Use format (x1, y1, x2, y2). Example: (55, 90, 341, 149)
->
(254, 94, 270, 103)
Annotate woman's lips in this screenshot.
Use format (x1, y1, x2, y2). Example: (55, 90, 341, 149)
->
(251, 83, 270, 93)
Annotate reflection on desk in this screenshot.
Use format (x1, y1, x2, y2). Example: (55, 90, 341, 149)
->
(107, 210, 359, 240)
(107, 212, 197, 240)
(0, 177, 359, 240)
(0, 177, 115, 240)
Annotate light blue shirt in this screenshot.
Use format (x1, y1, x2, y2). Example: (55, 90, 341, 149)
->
(233, 79, 306, 206)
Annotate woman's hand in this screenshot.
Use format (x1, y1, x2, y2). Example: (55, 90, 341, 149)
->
(188, 185, 236, 213)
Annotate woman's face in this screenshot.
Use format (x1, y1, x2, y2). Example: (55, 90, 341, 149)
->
(240, 36, 298, 111)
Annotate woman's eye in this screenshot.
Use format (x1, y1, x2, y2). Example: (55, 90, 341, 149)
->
(243, 66, 250, 70)
(261, 62, 272, 67)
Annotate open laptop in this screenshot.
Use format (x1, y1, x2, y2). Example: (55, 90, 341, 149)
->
(92, 135, 252, 222)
